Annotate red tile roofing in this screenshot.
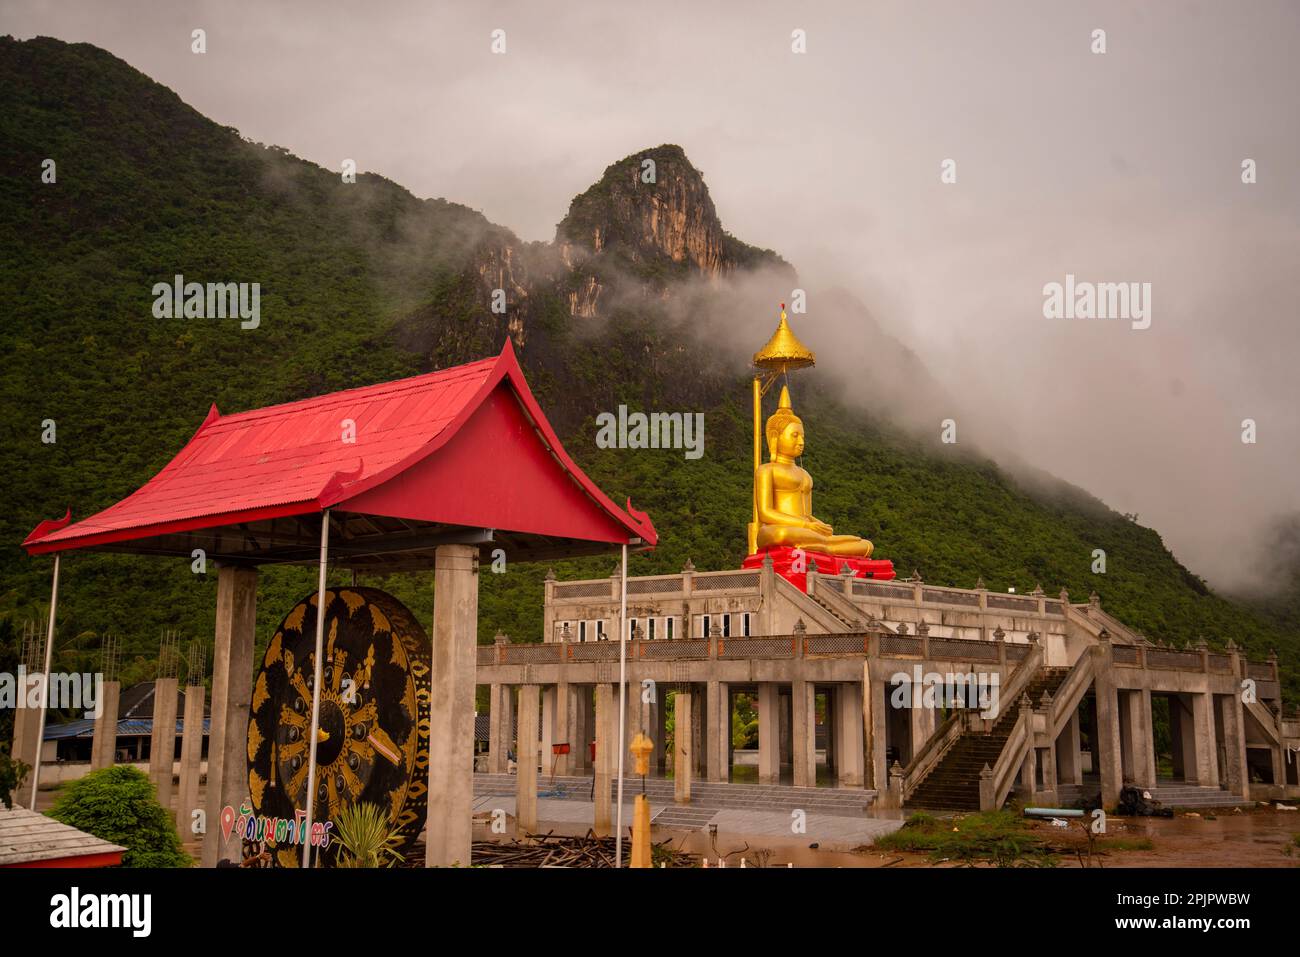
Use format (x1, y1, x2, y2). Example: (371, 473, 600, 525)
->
(24, 342, 656, 554)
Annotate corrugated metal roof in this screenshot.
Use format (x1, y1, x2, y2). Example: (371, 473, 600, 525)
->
(44, 718, 210, 741)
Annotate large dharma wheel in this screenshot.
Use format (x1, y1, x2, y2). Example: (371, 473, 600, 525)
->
(247, 587, 431, 867)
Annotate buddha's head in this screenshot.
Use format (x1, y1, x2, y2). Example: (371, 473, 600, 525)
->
(765, 385, 805, 459)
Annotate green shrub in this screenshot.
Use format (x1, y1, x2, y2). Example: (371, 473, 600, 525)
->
(48, 765, 189, 868)
(332, 801, 405, 868)
(875, 809, 1053, 867)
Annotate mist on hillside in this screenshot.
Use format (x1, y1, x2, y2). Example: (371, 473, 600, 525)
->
(5, 0, 1299, 596)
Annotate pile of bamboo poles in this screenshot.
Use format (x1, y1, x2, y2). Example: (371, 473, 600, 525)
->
(469, 830, 697, 868)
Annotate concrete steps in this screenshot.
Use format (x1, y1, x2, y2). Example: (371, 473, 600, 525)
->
(650, 805, 718, 830)
(906, 667, 1071, 812)
(474, 773, 876, 817)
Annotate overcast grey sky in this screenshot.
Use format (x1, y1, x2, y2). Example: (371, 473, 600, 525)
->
(6, 0, 1299, 592)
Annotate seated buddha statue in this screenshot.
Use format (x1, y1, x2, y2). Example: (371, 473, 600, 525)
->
(754, 386, 873, 557)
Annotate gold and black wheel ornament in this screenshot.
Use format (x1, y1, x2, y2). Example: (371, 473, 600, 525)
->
(247, 587, 431, 867)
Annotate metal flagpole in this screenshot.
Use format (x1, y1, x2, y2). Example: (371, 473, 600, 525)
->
(301, 510, 331, 867)
(614, 541, 629, 867)
(28, 554, 60, 810)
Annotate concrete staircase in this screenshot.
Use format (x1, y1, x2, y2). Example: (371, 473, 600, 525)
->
(474, 773, 876, 818)
(905, 667, 1072, 811)
(1145, 783, 1248, 809)
(650, 805, 719, 830)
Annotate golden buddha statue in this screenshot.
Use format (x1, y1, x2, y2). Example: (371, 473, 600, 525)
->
(754, 385, 873, 557)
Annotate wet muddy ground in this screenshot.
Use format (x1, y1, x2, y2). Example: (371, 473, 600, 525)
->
(660, 807, 1300, 868)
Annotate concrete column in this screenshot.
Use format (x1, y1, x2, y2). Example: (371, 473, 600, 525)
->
(706, 680, 728, 782)
(1019, 747, 1037, 799)
(1191, 691, 1219, 787)
(823, 687, 837, 778)
(691, 685, 706, 778)
(424, 544, 480, 869)
(758, 682, 779, 785)
(540, 685, 555, 779)
(149, 676, 179, 809)
(202, 564, 257, 868)
(553, 681, 572, 777)
(624, 679, 642, 747)
(176, 683, 205, 834)
(792, 679, 816, 788)
(516, 684, 539, 834)
(11, 690, 43, 807)
(674, 688, 693, 804)
(488, 683, 513, 774)
(1133, 689, 1157, 788)
(778, 691, 792, 769)
(1038, 745, 1058, 804)
(1092, 647, 1124, 807)
(868, 672, 888, 792)
(1057, 710, 1083, 786)
(653, 692, 667, 774)
(1170, 695, 1195, 781)
(910, 681, 936, 762)
(572, 685, 591, 774)
(90, 680, 121, 770)
(1219, 694, 1248, 796)
(594, 683, 614, 835)
(836, 682, 865, 787)
(1118, 690, 1135, 782)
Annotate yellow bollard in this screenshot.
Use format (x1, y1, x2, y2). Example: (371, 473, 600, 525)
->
(630, 732, 654, 868)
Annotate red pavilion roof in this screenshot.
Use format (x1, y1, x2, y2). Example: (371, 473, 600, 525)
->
(24, 342, 656, 563)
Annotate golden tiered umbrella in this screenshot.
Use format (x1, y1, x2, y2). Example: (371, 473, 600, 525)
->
(748, 305, 816, 554)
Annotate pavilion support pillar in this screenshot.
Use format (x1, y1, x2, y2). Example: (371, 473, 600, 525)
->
(202, 564, 257, 868)
(594, 683, 615, 835)
(12, 696, 43, 808)
(674, 687, 693, 804)
(758, 682, 780, 785)
(516, 684, 539, 834)
(424, 544, 480, 868)
(706, 680, 728, 783)
(792, 679, 816, 788)
(90, 680, 120, 771)
(176, 683, 205, 834)
(836, 682, 865, 787)
(488, 683, 513, 774)
(149, 676, 179, 810)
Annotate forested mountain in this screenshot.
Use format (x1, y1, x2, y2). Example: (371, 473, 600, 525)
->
(1, 36, 1294, 701)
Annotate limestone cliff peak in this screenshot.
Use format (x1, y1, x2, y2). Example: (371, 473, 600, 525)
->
(556, 145, 784, 280)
